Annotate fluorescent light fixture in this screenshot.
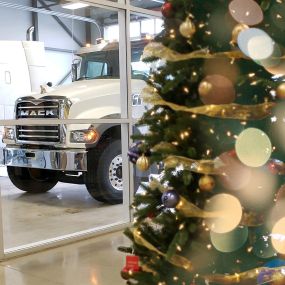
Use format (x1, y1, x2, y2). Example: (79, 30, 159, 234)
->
(62, 2, 89, 10)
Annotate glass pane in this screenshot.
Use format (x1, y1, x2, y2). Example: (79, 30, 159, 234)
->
(0, 2, 129, 252)
(130, 14, 162, 192)
(1, 122, 128, 249)
(130, 0, 163, 10)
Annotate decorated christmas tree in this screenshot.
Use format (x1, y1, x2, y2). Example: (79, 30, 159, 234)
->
(120, 0, 285, 284)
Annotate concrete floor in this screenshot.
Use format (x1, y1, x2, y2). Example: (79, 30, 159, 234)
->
(0, 231, 129, 285)
(0, 176, 127, 249)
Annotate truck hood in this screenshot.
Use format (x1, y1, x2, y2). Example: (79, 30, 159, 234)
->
(35, 79, 120, 102)
(31, 78, 146, 119)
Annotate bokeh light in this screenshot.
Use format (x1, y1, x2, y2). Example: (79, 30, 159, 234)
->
(204, 194, 242, 234)
(237, 28, 274, 60)
(235, 128, 272, 167)
(253, 227, 276, 259)
(235, 169, 277, 212)
(218, 151, 252, 191)
(210, 226, 248, 253)
(271, 217, 285, 254)
(229, 0, 263, 26)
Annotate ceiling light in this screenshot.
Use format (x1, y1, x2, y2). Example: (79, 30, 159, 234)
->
(62, 2, 89, 10)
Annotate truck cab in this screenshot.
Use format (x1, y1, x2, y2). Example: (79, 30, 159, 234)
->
(1, 39, 149, 204)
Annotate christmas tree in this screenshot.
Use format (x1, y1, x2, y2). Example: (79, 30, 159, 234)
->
(121, 0, 285, 284)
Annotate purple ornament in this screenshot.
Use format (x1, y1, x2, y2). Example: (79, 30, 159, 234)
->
(161, 190, 180, 208)
(128, 141, 142, 164)
(257, 268, 275, 284)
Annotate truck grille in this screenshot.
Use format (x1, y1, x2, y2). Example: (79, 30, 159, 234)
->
(16, 100, 61, 144)
(16, 125, 60, 143)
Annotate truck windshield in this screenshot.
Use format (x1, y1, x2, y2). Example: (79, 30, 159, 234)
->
(78, 50, 119, 80)
(77, 43, 149, 81)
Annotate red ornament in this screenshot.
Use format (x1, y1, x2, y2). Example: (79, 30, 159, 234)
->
(161, 2, 173, 18)
(267, 159, 285, 175)
(121, 255, 141, 280)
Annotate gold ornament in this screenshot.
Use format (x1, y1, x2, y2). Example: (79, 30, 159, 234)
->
(198, 81, 213, 97)
(179, 17, 196, 39)
(136, 155, 150, 172)
(198, 175, 215, 192)
(231, 23, 248, 45)
(276, 83, 285, 99)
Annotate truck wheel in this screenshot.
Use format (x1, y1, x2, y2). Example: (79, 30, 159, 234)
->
(86, 139, 123, 204)
(7, 167, 58, 193)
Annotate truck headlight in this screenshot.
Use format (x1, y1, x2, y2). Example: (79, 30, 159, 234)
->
(71, 129, 99, 144)
(3, 127, 15, 140)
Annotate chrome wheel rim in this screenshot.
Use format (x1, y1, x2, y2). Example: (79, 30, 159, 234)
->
(109, 154, 123, 191)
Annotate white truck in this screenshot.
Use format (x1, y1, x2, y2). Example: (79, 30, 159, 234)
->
(1, 39, 148, 204)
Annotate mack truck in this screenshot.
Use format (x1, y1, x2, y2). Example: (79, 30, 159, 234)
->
(1, 39, 149, 204)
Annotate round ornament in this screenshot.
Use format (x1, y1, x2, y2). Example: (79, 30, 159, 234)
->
(210, 226, 248, 253)
(276, 83, 285, 99)
(179, 17, 196, 38)
(136, 155, 150, 172)
(161, 2, 173, 18)
(235, 128, 272, 167)
(198, 75, 236, 105)
(231, 23, 249, 44)
(198, 175, 215, 192)
(268, 159, 285, 175)
(161, 190, 180, 208)
(229, 0, 264, 26)
(128, 141, 142, 164)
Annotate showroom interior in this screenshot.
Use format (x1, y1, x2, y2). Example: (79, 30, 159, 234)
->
(0, 0, 162, 284)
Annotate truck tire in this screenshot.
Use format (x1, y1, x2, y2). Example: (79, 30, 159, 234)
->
(7, 166, 58, 193)
(85, 139, 123, 204)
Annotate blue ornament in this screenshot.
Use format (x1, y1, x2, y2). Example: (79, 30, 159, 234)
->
(265, 259, 285, 268)
(161, 190, 180, 208)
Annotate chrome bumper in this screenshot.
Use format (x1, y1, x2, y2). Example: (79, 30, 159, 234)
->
(0, 147, 87, 171)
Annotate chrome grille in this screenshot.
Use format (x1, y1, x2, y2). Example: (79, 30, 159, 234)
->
(16, 99, 61, 144)
(16, 125, 60, 143)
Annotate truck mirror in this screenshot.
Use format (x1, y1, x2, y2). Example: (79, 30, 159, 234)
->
(71, 63, 78, 82)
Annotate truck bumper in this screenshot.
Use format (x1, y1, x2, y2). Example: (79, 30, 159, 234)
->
(0, 147, 87, 171)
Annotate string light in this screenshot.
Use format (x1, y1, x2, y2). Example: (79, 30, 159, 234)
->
(176, 245, 182, 252)
(183, 86, 190, 93)
(179, 223, 185, 230)
(170, 29, 176, 39)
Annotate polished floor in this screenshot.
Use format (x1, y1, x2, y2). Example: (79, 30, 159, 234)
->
(0, 175, 127, 249)
(0, 231, 130, 285)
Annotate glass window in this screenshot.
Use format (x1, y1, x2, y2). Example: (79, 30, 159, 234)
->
(141, 19, 155, 35)
(0, 1, 129, 255)
(130, 0, 163, 10)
